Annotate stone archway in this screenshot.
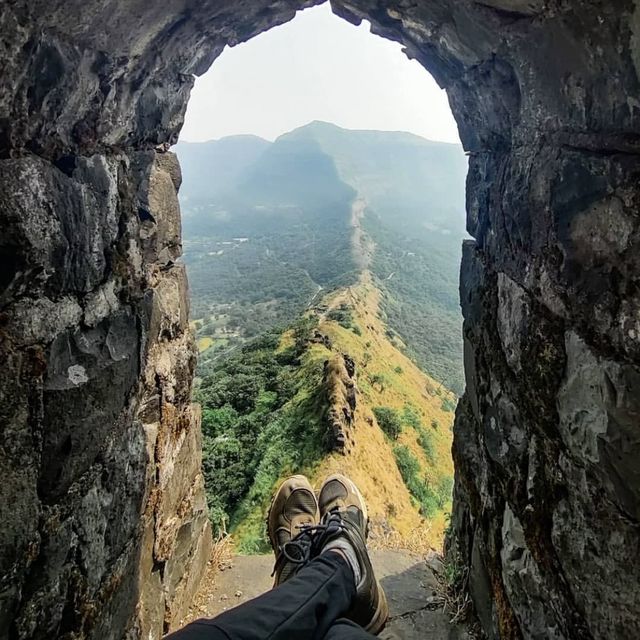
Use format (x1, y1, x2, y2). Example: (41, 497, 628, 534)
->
(1, 2, 639, 639)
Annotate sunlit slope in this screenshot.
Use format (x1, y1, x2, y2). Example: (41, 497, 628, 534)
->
(232, 275, 456, 553)
(280, 121, 466, 393)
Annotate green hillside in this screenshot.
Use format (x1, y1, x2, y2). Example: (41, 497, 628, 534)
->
(177, 133, 358, 369)
(176, 122, 466, 553)
(278, 122, 467, 392)
(197, 278, 457, 553)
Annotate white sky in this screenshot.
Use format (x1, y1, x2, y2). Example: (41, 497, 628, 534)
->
(180, 3, 460, 144)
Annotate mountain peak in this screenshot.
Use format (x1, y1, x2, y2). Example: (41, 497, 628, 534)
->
(279, 120, 460, 149)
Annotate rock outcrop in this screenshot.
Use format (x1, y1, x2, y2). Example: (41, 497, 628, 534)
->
(322, 354, 357, 452)
(0, 1, 639, 639)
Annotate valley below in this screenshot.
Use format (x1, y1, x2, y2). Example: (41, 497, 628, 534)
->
(176, 121, 467, 556)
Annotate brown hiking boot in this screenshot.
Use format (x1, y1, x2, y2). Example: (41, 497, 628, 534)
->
(317, 474, 389, 634)
(267, 474, 320, 586)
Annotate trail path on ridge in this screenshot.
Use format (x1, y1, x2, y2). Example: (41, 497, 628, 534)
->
(350, 196, 374, 272)
(184, 549, 471, 639)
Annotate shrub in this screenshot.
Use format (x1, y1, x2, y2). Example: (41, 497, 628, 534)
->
(393, 444, 420, 480)
(293, 316, 319, 354)
(327, 306, 353, 329)
(352, 325, 362, 336)
(393, 445, 440, 518)
(373, 406, 402, 439)
(369, 373, 387, 391)
(416, 426, 437, 464)
(394, 365, 403, 374)
(402, 404, 421, 429)
(436, 475, 454, 508)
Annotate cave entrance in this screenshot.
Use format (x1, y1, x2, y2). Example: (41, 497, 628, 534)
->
(4, 1, 638, 639)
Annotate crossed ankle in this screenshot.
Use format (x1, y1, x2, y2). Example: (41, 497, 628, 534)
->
(323, 540, 362, 585)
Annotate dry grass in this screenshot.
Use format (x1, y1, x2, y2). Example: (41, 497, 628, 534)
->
(197, 336, 214, 352)
(303, 272, 456, 553)
(428, 549, 483, 636)
(179, 534, 235, 626)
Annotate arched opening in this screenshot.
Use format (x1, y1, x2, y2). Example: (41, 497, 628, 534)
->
(1, 2, 638, 640)
(175, 5, 466, 567)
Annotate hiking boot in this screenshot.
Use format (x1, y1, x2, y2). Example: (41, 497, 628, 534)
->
(267, 474, 320, 586)
(317, 474, 389, 634)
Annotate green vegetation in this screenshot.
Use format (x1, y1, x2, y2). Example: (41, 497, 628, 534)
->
(366, 213, 464, 395)
(441, 397, 458, 413)
(176, 123, 464, 547)
(402, 403, 422, 429)
(283, 121, 466, 394)
(393, 445, 452, 518)
(197, 323, 328, 549)
(373, 406, 403, 440)
(369, 373, 388, 391)
(393, 445, 439, 517)
(416, 426, 437, 464)
(178, 122, 466, 394)
(180, 133, 358, 356)
(326, 304, 354, 329)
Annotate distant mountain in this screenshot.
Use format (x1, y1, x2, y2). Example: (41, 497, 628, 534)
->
(175, 123, 467, 233)
(283, 121, 467, 236)
(175, 135, 271, 205)
(174, 122, 467, 393)
(234, 135, 355, 209)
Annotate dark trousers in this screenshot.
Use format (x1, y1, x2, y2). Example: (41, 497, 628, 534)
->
(166, 553, 377, 640)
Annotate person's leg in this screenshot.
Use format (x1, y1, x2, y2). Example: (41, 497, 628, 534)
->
(165, 552, 356, 640)
(322, 619, 377, 640)
(316, 474, 388, 634)
(166, 474, 387, 640)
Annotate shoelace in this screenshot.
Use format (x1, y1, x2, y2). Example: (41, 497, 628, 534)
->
(272, 513, 348, 577)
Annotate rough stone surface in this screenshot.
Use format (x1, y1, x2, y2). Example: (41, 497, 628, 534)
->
(0, 146, 210, 639)
(1, 1, 639, 639)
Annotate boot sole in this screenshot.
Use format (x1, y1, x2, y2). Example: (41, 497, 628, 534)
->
(364, 579, 389, 635)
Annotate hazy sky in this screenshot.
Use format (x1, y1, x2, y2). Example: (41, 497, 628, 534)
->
(180, 3, 460, 144)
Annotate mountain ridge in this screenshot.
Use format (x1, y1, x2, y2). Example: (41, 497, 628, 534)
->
(178, 120, 466, 393)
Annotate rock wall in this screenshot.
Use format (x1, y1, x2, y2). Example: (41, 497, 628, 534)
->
(0, 142, 210, 637)
(0, 1, 639, 639)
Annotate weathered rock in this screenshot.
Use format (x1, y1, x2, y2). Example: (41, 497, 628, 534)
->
(323, 353, 358, 452)
(1, 1, 639, 639)
(0, 146, 209, 640)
